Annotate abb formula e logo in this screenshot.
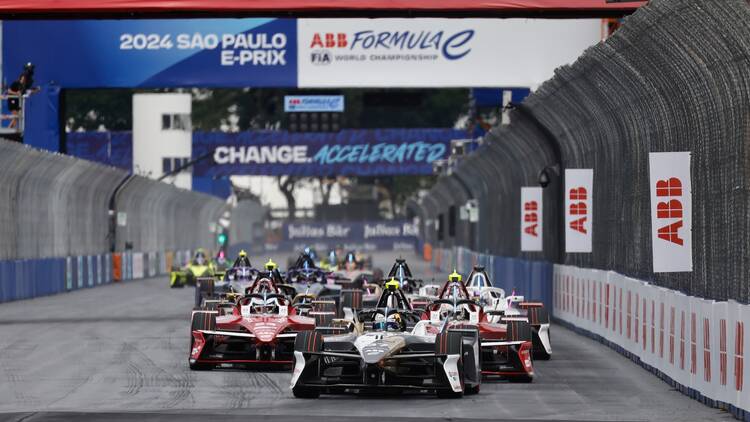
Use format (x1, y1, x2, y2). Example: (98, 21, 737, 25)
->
(307, 28, 475, 66)
(648, 152, 692, 273)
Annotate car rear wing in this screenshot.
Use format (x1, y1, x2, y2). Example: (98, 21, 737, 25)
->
(196, 329, 298, 339)
(481, 340, 527, 347)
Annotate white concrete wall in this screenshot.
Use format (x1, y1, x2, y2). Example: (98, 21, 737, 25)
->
(132, 93, 192, 190)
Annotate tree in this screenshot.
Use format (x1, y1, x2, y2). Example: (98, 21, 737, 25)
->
(278, 176, 300, 220)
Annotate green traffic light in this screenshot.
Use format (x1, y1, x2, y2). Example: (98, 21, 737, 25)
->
(218, 233, 227, 245)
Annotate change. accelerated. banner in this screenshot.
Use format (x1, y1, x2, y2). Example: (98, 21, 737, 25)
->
(192, 129, 464, 176)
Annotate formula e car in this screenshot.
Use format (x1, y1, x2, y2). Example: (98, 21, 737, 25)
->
(290, 282, 481, 398)
(189, 277, 317, 369)
(170, 249, 213, 288)
(426, 274, 535, 381)
(464, 266, 552, 360)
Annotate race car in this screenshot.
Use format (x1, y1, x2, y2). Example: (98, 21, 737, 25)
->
(290, 280, 481, 398)
(464, 266, 552, 360)
(170, 248, 213, 288)
(194, 250, 263, 307)
(189, 276, 317, 370)
(426, 271, 535, 381)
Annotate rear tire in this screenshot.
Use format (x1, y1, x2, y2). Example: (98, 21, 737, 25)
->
(292, 385, 320, 398)
(527, 307, 551, 360)
(505, 319, 533, 342)
(339, 289, 362, 316)
(294, 330, 324, 352)
(435, 330, 466, 398)
(189, 311, 216, 371)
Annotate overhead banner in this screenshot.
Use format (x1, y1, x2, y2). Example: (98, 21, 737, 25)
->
(648, 152, 692, 273)
(520, 187, 543, 252)
(4, 18, 600, 88)
(193, 128, 463, 176)
(565, 169, 593, 253)
(3, 19, 298, 88)
(297, 18, 601, 87)
(271, 220, 419, 252)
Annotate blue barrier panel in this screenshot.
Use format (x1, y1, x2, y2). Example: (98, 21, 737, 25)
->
(18, 260, 31, 300)
(95, 255, 101, 285)
(1, 260, 16, 302)
(76, 256, 84, 288)
(54, 258, 65, 294)
(105, 254, 111, 283)
(66, 256, 73, 290)
(87, 256, 94, 287)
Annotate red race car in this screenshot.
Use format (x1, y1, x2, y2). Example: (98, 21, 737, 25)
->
(423, 272, 535, 382)
(189, 276, 317, 369)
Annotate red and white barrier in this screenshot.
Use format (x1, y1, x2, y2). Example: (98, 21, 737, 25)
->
(554, 265, 748, 416)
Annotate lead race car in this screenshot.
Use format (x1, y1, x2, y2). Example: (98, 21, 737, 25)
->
(189, 276, 316, 370)
(290, 279, 481, 398)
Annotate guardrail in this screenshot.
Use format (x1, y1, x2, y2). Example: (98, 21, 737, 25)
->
(0, 138, 252, 303)
(429, 246, 748, 420)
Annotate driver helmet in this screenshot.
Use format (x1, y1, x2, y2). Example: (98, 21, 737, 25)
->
(235, 266, 253, 280)
(233, 250, 252, 268)
(372, 312, 404, 331)
(249, 297, 277, 314)
(265, 259, 277, 271)
(193, 249, 207, 265)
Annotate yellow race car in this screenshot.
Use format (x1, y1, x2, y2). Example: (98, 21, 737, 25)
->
(170, 249, 214, 288)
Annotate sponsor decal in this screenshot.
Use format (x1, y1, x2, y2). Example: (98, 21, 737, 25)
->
(520, 187, 543, 252)
(284, 95, 345, 112)
(565, 169, 593, 253)
(648, 152, 692, 272)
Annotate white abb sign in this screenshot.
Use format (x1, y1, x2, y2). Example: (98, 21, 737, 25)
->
(648, 152, 692, 273)
(565, 169, 593, 253)
(520, 187, 543, 252)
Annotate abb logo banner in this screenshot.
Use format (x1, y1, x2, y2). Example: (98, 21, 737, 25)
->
(565, 169, 593, 253)
(649, 152, 692, 273)
(520, 187, 543, 252)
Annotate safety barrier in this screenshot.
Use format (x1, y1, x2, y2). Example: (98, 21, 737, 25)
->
(413, 0, 750, 303)
(432, 247, 553, 309)
(428, 245, 748, 419)
(554, 264, 749, 420)
(0, 137, 252, 303)
(0, 249, 194, 303)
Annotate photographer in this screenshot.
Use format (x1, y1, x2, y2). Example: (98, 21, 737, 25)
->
(6, 63, 37, 129)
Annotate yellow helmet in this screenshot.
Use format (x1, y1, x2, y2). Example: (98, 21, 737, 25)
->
(239, 250, 247, 257)
(449, 270, 462, 283)
(265, 259, 277, 271)
(385, 277, 400, 290)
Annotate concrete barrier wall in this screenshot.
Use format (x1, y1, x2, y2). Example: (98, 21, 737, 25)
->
(0, 138, 241, 303)
(554, 264, 748, 420)
(415, 0, 750, 303)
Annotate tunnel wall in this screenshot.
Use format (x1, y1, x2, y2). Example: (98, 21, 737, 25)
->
(0, 140, 232, 302)
(417, 0, 750, 303)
